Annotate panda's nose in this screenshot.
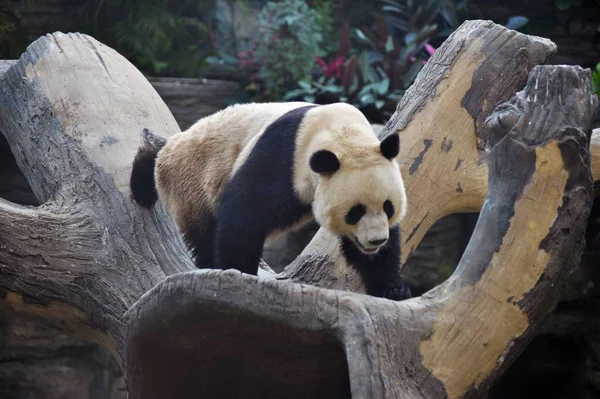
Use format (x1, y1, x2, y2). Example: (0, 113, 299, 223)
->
(369, 238, 387, 246)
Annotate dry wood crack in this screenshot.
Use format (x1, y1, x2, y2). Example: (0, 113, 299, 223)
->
(0, 19, 598, 399)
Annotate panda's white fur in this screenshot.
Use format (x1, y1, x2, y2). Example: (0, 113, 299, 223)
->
(130, 101, 411, 300)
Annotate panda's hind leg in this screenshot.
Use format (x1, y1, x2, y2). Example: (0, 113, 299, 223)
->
(180, 213, 217, 270)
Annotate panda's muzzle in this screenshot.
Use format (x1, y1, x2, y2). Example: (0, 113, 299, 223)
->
(369, 238, 387, 246)
(351, 235, 385, 255)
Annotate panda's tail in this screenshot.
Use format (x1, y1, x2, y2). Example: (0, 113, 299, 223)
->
(129, 128, 167, 208)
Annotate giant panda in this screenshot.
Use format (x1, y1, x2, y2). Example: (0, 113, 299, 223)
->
(129, 101, 412, 300)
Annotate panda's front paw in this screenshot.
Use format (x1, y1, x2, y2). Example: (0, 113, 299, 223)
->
(383, 285, 412, 301)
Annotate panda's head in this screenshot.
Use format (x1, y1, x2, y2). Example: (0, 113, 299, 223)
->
(309, 133, 407, 255)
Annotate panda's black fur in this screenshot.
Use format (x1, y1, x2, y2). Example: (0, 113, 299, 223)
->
(130, 102, 412, 301)
(341, 226, 410, 300)
(213, 105, 316, 274)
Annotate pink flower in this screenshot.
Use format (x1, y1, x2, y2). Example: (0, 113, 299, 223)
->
(238, 51, 256, 69)
(316, 56, 345, 78)
(425, 43, 436, 56)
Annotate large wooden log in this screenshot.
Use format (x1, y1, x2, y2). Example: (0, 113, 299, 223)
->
(0, 20, 597, 398)
(124, 64, 597, 398)
(592, 128, 600, 181)
(0, 33, 196, 366)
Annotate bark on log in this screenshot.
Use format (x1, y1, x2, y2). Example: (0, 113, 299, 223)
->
(592, 128, 600, 181)
(0, 20, 597, 399)
(0, 33, 196, 367)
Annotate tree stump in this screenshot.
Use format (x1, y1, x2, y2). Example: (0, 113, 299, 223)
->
(0, 20, 598, 398)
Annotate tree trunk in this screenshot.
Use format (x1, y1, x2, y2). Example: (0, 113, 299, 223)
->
(592, 128, 600, 181)
(0, 34, 196, 367)
(0, 20, 598, 398)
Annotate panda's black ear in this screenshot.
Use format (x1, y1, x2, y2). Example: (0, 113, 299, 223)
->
(380, 133, 399, 160)
(310, 150, 340, 175)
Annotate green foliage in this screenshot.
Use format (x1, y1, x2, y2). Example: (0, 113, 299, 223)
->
(281, 0, 465, 122)
(592, 63, 600, 97)
(210, 0, 526, 122)
(215, 1, 253, 54)
(77, 0, 215, 76)
(554, 0, 582, 11)
(311, 0, 337, 56)
(0, 0, 44, 58)
(381, 0, 468, 41)
(0, 0, 217, 76)
(252, 0, 324, 99)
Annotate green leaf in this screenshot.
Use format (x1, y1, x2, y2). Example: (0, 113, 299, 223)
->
(554, 0, 572, 10)
(305, 95, 316, 103)
(380, 0, 405, 10)
(385, 36, 395, 53)
(402, 61, 423, 88)
(298, 81, 313, 90)
(152, 60, 168, 74)
(373, 78, 390, 95)
(359, 92, 376, 106)
(354, 28, 376, 48)
(283, 88, 311, 99)
(205, 56, 223, 65)
(356, 51, 380, 84)
(404, 31, 417, 45)
(382, 5, 403, 14)
(375, 99, 385, 109)
(325, 85, 344, 94)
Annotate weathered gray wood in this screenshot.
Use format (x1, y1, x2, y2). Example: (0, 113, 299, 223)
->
(592, 128, 600, 181)
(124, 64, 597, 398)
(0, 60, 16, 75)
(0, 33, 195, 366)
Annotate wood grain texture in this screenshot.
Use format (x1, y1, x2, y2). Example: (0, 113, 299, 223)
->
(419, 65, 596, 397)
(0, 33, 196, 365)
(124, 64, 596, 399)
(592, 128, 600, 182)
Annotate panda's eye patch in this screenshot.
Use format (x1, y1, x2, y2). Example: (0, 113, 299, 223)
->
(383, 200, 394, 219)
(345, 204, 366, 225)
